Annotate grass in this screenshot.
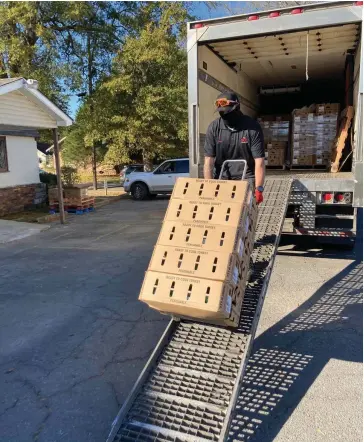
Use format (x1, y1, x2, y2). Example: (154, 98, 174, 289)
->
(77, 174, 120, 184)
(0, 207, 50, 223)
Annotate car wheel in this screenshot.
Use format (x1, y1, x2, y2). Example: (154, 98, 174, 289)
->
(131, 182, 150, 200)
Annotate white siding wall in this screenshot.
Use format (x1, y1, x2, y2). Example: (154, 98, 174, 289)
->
(0, 136, 40, 188)
(0, 91, 57, 128)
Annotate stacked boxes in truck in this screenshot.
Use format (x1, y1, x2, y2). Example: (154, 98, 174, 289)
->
(139, 178, 257, 327)
(188, 1, 363, 240)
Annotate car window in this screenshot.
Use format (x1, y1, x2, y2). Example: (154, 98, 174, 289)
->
(175, 160, 189, 174)
(158, 161, 175, 174)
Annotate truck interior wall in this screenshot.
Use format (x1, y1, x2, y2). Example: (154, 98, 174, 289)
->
(353, 41, 361, 167)
(197, 46, 259, 174)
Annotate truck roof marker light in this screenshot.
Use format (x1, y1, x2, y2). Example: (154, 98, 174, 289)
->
(355, 1, 363, 5)
(191, 23, 204, 29)
(291, 8, 303, 14)
(248, 15, 259, 21)
(269, 12, 280, 18)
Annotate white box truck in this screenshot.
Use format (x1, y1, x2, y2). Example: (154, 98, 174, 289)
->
(188, 1, 363, 243)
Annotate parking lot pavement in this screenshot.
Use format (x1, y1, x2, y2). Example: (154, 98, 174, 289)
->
(0, 198, 362, 442)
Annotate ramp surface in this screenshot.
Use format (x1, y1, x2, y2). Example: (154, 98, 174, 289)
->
(107, 178, 292, 442)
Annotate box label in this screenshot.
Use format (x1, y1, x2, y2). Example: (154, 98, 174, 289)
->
(226, 295, 232, 314)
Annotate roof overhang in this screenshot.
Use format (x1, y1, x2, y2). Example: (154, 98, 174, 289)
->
(0, 78, 73, 127)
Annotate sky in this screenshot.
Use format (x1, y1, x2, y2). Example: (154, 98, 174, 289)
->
(68, 1, 254, 117)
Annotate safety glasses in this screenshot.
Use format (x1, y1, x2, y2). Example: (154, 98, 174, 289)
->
(215, 98, 239, 108)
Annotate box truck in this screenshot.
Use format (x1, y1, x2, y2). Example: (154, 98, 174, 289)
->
(188, 0, 363, 243)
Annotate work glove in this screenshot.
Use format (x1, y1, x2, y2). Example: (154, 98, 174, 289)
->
(255, 189, 263, 205)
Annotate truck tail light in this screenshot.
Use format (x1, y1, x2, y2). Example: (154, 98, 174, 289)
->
(269, 12, 280, 18)
(334, 192, 352, 204)
(321, 192, 334, 203)
(291, 8, 303, 14)
(355, 1, 363, 5)
(248, 15, 259, 21)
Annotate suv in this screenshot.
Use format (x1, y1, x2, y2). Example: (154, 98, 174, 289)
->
(119, 164, 144, 185)
(124, 158, 189, 200)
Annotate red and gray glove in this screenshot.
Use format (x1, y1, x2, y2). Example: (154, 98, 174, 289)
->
(255, 187, 264, 205)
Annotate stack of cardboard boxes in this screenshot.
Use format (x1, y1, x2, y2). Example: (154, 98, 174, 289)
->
(258, 115, 290, 167)
(292, 103, 339, 167)
(139, 178, 258, 327)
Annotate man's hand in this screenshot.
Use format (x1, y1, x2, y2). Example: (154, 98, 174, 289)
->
(255, 189, 264, 205)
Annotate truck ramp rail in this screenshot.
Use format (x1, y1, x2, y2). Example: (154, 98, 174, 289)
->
(107, 178, 292, 442)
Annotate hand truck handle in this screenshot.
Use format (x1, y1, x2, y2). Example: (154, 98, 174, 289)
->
(218, 159, 248, 180)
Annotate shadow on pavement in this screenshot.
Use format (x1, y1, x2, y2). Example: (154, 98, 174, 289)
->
(228, 258, 363, 441)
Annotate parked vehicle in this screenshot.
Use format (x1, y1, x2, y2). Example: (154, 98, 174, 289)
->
(123, 158, 189, 200)
(187, 1, 362, 242)
(119, 164, 144, 184)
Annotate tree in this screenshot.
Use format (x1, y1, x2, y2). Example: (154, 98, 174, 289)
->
(99, 2, 190, 169)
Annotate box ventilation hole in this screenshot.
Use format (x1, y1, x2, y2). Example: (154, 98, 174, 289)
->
(215, 184, 220, 197)
(220, 232, 225, 246)
(226, 207, 231, 221)
(199, 183, 204, 196)
(185, 228, 191, 242)
(192, 205, 198, 219)
(161, 251, 168, 266)
(202, 230, 208, 244)
(186, 284, 193, 300)
(205, 286, 210, 304)
(209, 207, 214, 220)
(169, 226, 175, 240)
(231, 185, 236, 199)
(176, 203, 182, 217)
(212, 257, 218, 272)
(169, 281, 175, 297)
(183, 182, 189, 195)
(194, 255, 200, 270)
(152, 278, 159, 295)
(177, 253, 184, 268)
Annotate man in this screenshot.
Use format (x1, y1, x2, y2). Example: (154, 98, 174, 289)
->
(203, 91, 265, 204)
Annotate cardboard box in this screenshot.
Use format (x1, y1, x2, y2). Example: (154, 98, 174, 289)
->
(139, 270, 236, 321)
(172, 178, 251, 204)
(149, 245, 242, 284)
(164, 198, 251, 228)
(158, 221, 250, 259)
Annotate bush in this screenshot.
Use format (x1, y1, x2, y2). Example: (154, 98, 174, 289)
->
(61, 166, 78, 186)
(39, 171, 57, 185)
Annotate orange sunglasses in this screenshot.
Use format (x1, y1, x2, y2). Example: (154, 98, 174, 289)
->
(215, 98, 239, 107)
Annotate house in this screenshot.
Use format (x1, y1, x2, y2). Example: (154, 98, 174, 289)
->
(37, 142, 53, 169)
(0, 78, 72, 216)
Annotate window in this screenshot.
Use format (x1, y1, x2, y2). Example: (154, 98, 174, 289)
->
(0, 137, 8, 172)
(176, 160, 189, 174)
(158, 161, 175, 174)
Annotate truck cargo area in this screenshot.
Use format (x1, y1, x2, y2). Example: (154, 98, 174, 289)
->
(193, 7, 362, 238)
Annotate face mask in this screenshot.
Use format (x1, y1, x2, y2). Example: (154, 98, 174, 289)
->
(219, 108, 241, 128)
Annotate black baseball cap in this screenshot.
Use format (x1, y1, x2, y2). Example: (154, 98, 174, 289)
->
(215, 91, 240, 113)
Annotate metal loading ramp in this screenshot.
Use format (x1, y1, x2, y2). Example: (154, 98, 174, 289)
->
(107, 178, 292, 442)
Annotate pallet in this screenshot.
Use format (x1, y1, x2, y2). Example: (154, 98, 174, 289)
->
(331, 106, 354, 173)
(49, 206, 95, 215)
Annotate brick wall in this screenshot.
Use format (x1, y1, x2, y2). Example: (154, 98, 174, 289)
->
(0, 183, 47, 216)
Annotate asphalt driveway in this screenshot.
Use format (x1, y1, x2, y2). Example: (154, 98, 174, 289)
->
(0, 199, 362, 442)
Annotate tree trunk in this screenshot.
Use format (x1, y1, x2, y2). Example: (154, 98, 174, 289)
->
(87, 33, 97, 190)
(142, 150, 154, 172)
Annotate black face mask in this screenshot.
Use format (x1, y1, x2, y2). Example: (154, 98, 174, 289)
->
(219, 108, 241, 128)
